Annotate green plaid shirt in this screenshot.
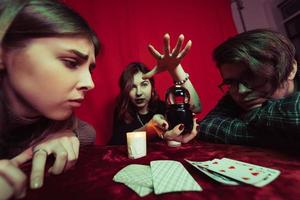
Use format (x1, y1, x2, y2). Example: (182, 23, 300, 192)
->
(199, 82, 300, 148)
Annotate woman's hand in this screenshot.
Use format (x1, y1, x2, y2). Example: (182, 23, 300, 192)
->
(146, 114, 169, 138)
(12, 130, 79, 190)
(163, 118, 199, 143)
(143, 33, 192, 79)
(143, 33, 201, 114)
(0, 160, 27, 200)
(145, 114, 199, 143)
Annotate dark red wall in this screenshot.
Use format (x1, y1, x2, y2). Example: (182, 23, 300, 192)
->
(65, 0, 237, 144)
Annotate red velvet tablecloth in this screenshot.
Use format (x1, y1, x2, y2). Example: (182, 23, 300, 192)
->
(22, 140, 300, 200)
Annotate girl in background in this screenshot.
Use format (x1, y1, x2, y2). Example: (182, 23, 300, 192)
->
(111, 34, 201, 145)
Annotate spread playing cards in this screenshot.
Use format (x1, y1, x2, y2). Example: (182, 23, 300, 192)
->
(186, 158, 280, 187)
(113, 158, 280, 197)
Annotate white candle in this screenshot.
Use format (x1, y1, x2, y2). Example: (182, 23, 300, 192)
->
(126, 131, 147, 159)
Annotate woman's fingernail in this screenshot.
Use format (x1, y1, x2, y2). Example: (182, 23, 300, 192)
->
(31, 177, 42, 189)
(179, 124, 184, 131)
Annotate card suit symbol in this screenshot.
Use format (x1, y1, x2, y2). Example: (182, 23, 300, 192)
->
(242, 177, 250, 180)
(212, 162, 218, 164)
(219, 169, 226, 173)
(228, 166, 235, 169)
(251, 172, 259, 176)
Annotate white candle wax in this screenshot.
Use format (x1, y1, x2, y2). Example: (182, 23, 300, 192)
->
(126, 131, 147, 159)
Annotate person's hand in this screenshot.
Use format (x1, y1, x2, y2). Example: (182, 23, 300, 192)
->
(143, 33, 192, 79)
(12, 130, 80, 189)
(231, 91, 268, 111)
(163, 118, 199, 143)
(146, 114, 169, 138)
(241, 97, 267, 111)
(0, 160, 27, 200)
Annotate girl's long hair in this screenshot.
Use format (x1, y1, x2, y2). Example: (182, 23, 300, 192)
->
(0, 0, 101, 148)
(0, 0, 100, 55)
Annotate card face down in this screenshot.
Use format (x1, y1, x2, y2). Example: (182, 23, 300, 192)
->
(113, 164, 153, 197)
(150, 160, 202, 194)
(113, 164, 153, 187)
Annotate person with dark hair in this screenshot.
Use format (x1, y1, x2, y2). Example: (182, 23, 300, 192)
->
(110, 34, 201, 145)
(198, 29, 300, 148)
(0, 0, 100, 198)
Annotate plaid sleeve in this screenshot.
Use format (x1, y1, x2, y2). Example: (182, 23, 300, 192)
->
(247, 92, 300, 145)
(198, 95, 256, 145)
(251, 92, 300, 126)
(199, 92, 300, 147)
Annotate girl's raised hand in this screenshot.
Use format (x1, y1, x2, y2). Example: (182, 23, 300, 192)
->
(143, 33, 192, 79)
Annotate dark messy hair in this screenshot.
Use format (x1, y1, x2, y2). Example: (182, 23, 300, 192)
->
(115, 62, 160, 124)
(0, 0, 100, 55)
(213, 29, 296, 95)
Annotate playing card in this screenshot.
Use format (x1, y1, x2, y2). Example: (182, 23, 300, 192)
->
(201, 158, 269, 185)
(123, 183, 153, 197)
(150, 160, 202, 194)
(113, 164, 153, 187)
(221, 158, 280, 187)
(191, 158, 221, 168)
(113, 164, 153, 196)
(185, 159, 240, 185)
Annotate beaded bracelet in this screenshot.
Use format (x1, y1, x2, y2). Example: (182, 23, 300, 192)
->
(174, 73, 189, 85)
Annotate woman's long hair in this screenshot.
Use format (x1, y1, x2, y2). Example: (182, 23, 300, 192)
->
(0, 0, 100, 55)
(0, 0, 101, 129)
(0, 0, 101, 147)
(115, 62, 160, 124)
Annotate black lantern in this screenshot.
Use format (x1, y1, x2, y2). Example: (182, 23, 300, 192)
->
(165, 85, 193, 133)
